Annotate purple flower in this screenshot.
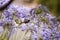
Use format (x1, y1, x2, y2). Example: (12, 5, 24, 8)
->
(51, 22, 58, 33)
(31, 33, 38, 40)
(39, 28, 52, 39)
(34, 25, 38, 32)
(13, 28, 17, 33)
(27, 23, 34, 30)
(3, 10, 13, 20)
(43, 37, 49, 40)
(46, 13, 55, 21)
(54, 32, 60, 38)
(17, 12, 26, 18)
(20, 23, 26, 31)
(34, 27, 38, 33)
(30, 8, 35, 15)
(42, 29, 51, 38)
(3, 10, 11, 18)
(0, 21, 4, 26)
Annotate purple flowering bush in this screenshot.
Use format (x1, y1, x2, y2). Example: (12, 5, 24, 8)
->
(0, 4, 59, 40)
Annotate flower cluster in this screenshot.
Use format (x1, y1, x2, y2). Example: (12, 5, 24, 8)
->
(0, 4, 59, 40)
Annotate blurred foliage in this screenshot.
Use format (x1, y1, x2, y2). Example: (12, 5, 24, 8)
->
(23, 0, 34, 3)
(37, 0, 60, 16)
(34, 7, 42, 14)
(57, 0, 60, 16)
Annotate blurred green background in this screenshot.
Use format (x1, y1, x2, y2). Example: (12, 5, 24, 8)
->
(37, 0, 60, 17)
